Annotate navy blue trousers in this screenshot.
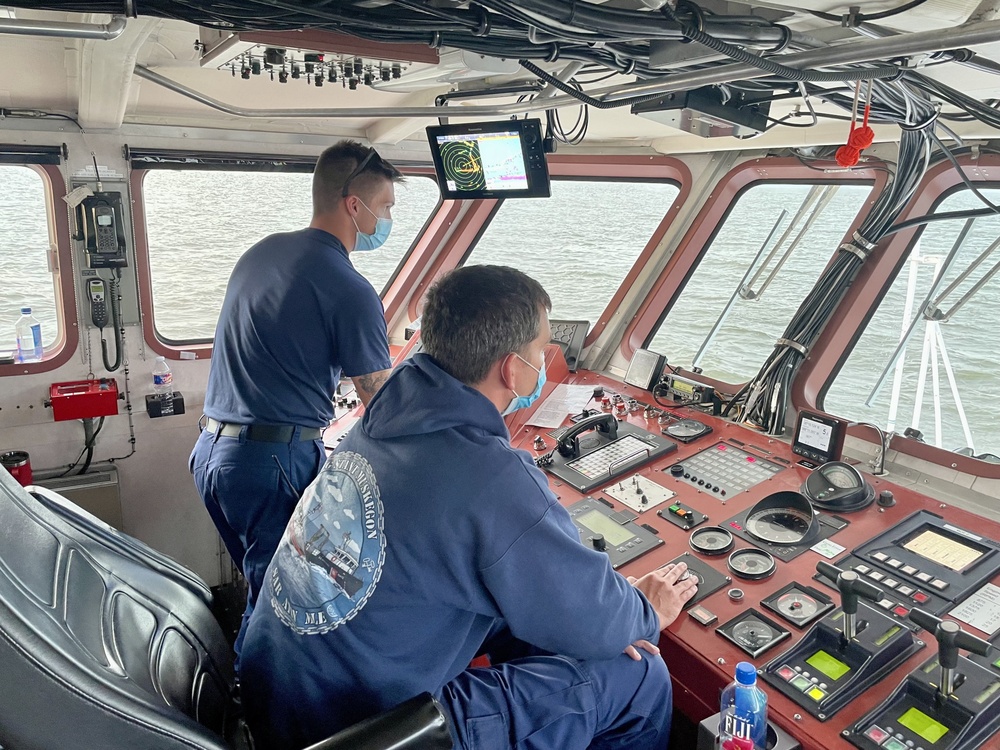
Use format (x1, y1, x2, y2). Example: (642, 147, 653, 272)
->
(190, 426, 325, 659)
(437, 651, 672, 750)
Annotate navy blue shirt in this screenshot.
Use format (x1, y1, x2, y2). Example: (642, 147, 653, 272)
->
(204, 228, 391, 428)
(240, 354, 660, 749)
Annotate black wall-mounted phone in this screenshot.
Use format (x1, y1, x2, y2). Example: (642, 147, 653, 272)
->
(78, 192, 127, 269)
(88, 278, 108, 329)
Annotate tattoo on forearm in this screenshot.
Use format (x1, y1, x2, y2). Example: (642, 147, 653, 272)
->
(357, 370, 390, 399)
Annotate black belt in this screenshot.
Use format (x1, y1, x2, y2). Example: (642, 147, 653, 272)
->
(204, 417, 322, 443)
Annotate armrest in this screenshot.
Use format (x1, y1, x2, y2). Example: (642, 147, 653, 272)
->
(303, 692, 453, 750)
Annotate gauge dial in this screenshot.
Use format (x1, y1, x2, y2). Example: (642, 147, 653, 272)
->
(733, 619, 778, 650)
(690, 526, 735, 556)
(775, 591, 820, 621)
(727, 548, 776, 580)
(745, 508, 814, 545)
(822, 464, 861, 490)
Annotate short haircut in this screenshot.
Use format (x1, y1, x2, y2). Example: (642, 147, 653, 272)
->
(422, 265, 552, 385)
(312, 140, 403, 215)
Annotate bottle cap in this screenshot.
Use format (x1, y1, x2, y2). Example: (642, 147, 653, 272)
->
(20, 307, 31, 314)
(735, 662, 757, 685)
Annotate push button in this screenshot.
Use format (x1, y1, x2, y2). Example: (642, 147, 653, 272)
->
(912, 591, 931, 604)
(864, 726, 890, 744)
(930, 579, 949, 591)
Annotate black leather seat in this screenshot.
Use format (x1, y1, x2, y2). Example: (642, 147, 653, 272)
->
(27, 483, 214, 606)
(0, 469, 453, 750)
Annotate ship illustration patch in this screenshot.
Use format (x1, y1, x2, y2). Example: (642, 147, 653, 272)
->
(267, 451, 385, 634)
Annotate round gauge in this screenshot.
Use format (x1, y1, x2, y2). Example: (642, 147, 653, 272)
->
(822, 463, 860, 490)
(689, 526, 735, 556)
(732, 619, 779, 651)
(745, 508, 814, 545)
(775, 591, 821, 621)
(727, 548, 776, 580)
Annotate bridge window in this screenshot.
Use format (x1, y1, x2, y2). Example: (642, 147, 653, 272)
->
(464, 180, 679, 323)
(647, 182, 872, 383)
(824, 188, 1000, 459)
(0, 166, 57, 353)
(142, 170, 440, 343)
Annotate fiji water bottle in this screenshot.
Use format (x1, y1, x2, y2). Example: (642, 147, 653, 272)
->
(152, 356, 173, 400)
(719, 662, 768, 750)
(15, 307, 43, 362)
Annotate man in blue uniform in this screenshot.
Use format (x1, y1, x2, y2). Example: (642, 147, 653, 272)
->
(241, 265, 699, 749)
(190, 141, 401, 653)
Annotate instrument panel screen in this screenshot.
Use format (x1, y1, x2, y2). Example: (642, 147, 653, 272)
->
(576, 509, 633, 546)
(903, 529, 985, 572)
(898, 707, 949, 744)
(805, 650, 851, 681)
(799, 417, 833, 452)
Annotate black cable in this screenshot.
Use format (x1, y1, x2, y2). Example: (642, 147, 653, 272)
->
(811, 0, 930, 23)
(519, 59, 667, 109)
(660, 1, 900, 83)
(101, 271, 123, 372)
(57, 417, 106, 478)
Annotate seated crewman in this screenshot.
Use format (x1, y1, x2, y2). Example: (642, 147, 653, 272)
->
(240, 265, 698, 750)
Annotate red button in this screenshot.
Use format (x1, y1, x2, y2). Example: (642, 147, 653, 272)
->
(913, 591, 930, 603)
(893, 606, 910, 617)
(776, 666, 796, 681)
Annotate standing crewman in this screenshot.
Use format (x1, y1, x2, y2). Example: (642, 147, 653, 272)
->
(190, 141, 402, 657)
(240, 265, 698, 749)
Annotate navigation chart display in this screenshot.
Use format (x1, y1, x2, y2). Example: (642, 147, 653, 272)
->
(426, 118, 551, 199)
(436, 131, 527, 192)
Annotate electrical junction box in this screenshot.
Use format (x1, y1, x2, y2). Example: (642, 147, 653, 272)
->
(49, 379, 120, 421)
(631, 86, 772, 138)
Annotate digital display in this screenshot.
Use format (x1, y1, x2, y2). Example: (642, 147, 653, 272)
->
(576, 509, 634, 546)
(902, 529, 985, 572)
(97, 214, 113, 226)
(898, 707, 949, 744)
(806, 650, 851, 680)
(435, 131, 528, 193)
(670, 379, 694, 395)
(798, 417, 833, 452)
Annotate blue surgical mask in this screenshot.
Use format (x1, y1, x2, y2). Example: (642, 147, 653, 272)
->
(501, 353, 546, 416)
(352, 198, 392, 252)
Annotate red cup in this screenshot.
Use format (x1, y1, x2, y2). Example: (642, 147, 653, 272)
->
(1, 451, 32, 486)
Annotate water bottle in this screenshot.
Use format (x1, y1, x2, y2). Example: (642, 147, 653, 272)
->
(719, 662, 768, 750)
(15, 307, 43, 363)
(152, 356, 173, 399)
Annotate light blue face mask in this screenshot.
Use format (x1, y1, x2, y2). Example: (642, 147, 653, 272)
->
(501, 353, 546, 416)
(352, 198, 392, 252)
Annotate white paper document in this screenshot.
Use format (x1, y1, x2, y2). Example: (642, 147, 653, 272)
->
(526, 384, 597, 428)
(949, 582, 1000, 636)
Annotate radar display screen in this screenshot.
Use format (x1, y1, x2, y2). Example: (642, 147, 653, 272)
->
(902, 529, 985, 572)
(897, 708, 949, 744)
(426, 119, 550, 199)
(436, 132, 527, 193)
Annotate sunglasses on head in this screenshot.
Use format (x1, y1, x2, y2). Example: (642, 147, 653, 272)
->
(342, 147, 381, 198)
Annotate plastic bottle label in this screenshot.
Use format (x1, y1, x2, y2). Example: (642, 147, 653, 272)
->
(30, 324, 41, 350)
(154, 372, 173, 387)
(722, 712, 754, 741)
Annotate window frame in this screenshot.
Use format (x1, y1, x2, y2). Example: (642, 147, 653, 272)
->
(801, 154, 1000, 478)
(132, 162, 441, 358)
(0, 160, 78, 376)
(624, 157, 889, 386)
(386, 154, 692, 343)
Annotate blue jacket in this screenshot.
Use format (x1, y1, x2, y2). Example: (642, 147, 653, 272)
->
(241, 353, 659, 749)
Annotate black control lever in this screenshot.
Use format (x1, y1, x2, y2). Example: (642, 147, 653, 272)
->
(556, 413, 619, 458)
(909, 609, 992, 697)
(817, 561, 883, 640)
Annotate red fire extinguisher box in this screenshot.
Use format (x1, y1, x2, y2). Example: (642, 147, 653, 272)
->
(49, 379, 120, 422)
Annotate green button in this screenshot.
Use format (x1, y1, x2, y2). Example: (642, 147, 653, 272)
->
(790, 675, 812, 692)
(883, 739, 908, 750)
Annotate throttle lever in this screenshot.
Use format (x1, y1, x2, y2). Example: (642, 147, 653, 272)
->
(816, 561, 883, 639)
(909, 608, 992, 697)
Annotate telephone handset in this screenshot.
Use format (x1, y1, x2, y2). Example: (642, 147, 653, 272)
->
(78, 192, 127, 269)
(88, 278, 108, 329)
(557, 413, 619, 458)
